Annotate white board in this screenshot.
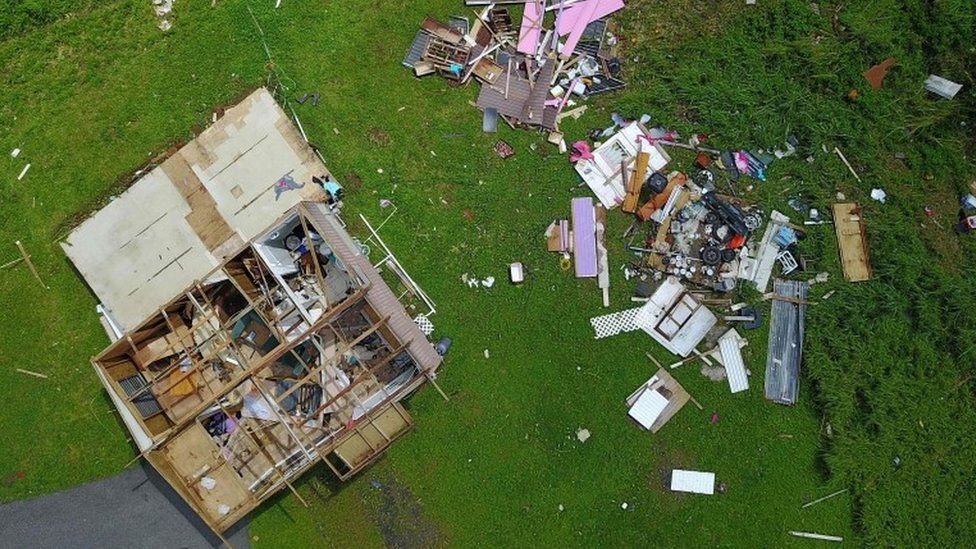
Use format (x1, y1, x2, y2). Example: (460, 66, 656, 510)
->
(670, 469, 715, 495)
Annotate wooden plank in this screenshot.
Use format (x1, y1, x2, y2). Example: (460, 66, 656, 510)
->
(832, 202, 872, 282)
(622, 152, 646, 213)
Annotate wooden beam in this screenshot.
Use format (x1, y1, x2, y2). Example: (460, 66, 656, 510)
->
(14, 240, 48, 289)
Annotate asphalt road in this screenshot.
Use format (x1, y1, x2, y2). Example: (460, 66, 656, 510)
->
(0, 463, 250, 549)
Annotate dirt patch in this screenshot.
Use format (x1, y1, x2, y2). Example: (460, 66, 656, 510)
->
(700, 362, 727, 382)
(344, 171, 363, 190)
(648, 440, 693, 494)
(366, 475, 442, 549)
(368, 127, 391, 146)
(462, 209, 474, 222)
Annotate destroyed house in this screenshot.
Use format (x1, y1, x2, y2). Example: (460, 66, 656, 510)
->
(61, 88, 443, 534)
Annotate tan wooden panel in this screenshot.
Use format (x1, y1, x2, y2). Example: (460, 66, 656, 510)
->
(332, 403, 412, 473)
(832, 202, 872, 282)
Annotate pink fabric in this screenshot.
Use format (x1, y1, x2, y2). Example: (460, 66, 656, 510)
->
(517, 0, 546, 54)
(735, 151, 751, 172)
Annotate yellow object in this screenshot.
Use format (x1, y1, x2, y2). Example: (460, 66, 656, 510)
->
(168, 369, 197, 397)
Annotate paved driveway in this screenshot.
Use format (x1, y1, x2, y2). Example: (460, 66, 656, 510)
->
(0, 463, 250, 548)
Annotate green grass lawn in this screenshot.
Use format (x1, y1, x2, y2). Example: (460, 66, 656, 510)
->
(1, 0, 974, 546)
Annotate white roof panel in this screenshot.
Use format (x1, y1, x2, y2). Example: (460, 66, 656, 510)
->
(62, 88, 327, 331)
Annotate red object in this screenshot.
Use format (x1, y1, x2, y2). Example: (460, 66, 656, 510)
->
(695, 152, 711, 168)
(924, 206, 935, 217)
(726, 234, 747, 250)
(710, 411, 720, 424)
(494, 140, 515, 159)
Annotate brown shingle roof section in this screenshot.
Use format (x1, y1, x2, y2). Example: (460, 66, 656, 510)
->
(301, 202, 443, 373)
(520, 60, 555, 125)
(476, 71, 532, 119)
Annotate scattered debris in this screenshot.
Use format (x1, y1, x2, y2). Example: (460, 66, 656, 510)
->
(863, 57, 895, 90)
(572, 197, 598, 277)
(788, 531, 843, 543)
(509, 262, 525, 284)
(404, 4, 627, 142)
(924, 74, 963, 100)
(634, 277, 717, 357)
(670, 469, 715, 495)
(16, 368, 48, 379)
(870, 188, 886, 203)
(151, 0, 174, 32)
(17, 163, 30, 181)
(494, 140, 515, 159)
(718, 330, 748, 393)
(833, 147, 861, 182)
(801, 488, 848, 509)
(10, 148, 20, 158)
(15, 240, 48, 289)
(576, 428, 590, 443)
(590, 307, 640, 339)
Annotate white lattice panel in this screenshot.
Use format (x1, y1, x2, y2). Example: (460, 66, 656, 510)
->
(590, 307, 642, 339)
(413, 314, 434, 336)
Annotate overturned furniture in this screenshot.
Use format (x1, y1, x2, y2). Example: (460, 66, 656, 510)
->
(634, 277, 718, 357)
(62, 89, 443, 535)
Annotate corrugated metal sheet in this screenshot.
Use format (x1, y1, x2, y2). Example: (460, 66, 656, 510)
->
(302, 203, 443, 374)
(719, 331, 748, 393)
(402, 30, 431, 68)
(764, 279, 808, 405)
(670, 470, 715, 495)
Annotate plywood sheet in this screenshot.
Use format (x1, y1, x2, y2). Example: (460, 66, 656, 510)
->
(832, 202, 871, 282)
(62, 88, 328, 331)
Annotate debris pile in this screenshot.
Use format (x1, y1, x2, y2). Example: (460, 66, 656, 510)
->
(403, 1, 627, 147)
(550, 113, 867, 413)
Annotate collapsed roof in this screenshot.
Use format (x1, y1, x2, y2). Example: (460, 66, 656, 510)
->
(62, 88, 327, 331)
(63, 88, 444, 535)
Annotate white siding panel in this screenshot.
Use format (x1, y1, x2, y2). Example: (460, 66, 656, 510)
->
(628, 388, 669, 430)
(720, 334, 749, 393)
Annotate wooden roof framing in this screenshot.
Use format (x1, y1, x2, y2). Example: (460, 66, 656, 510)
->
(90, 202, 443, 534)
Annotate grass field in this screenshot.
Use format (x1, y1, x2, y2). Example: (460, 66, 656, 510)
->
(1, 0, 974, 546)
